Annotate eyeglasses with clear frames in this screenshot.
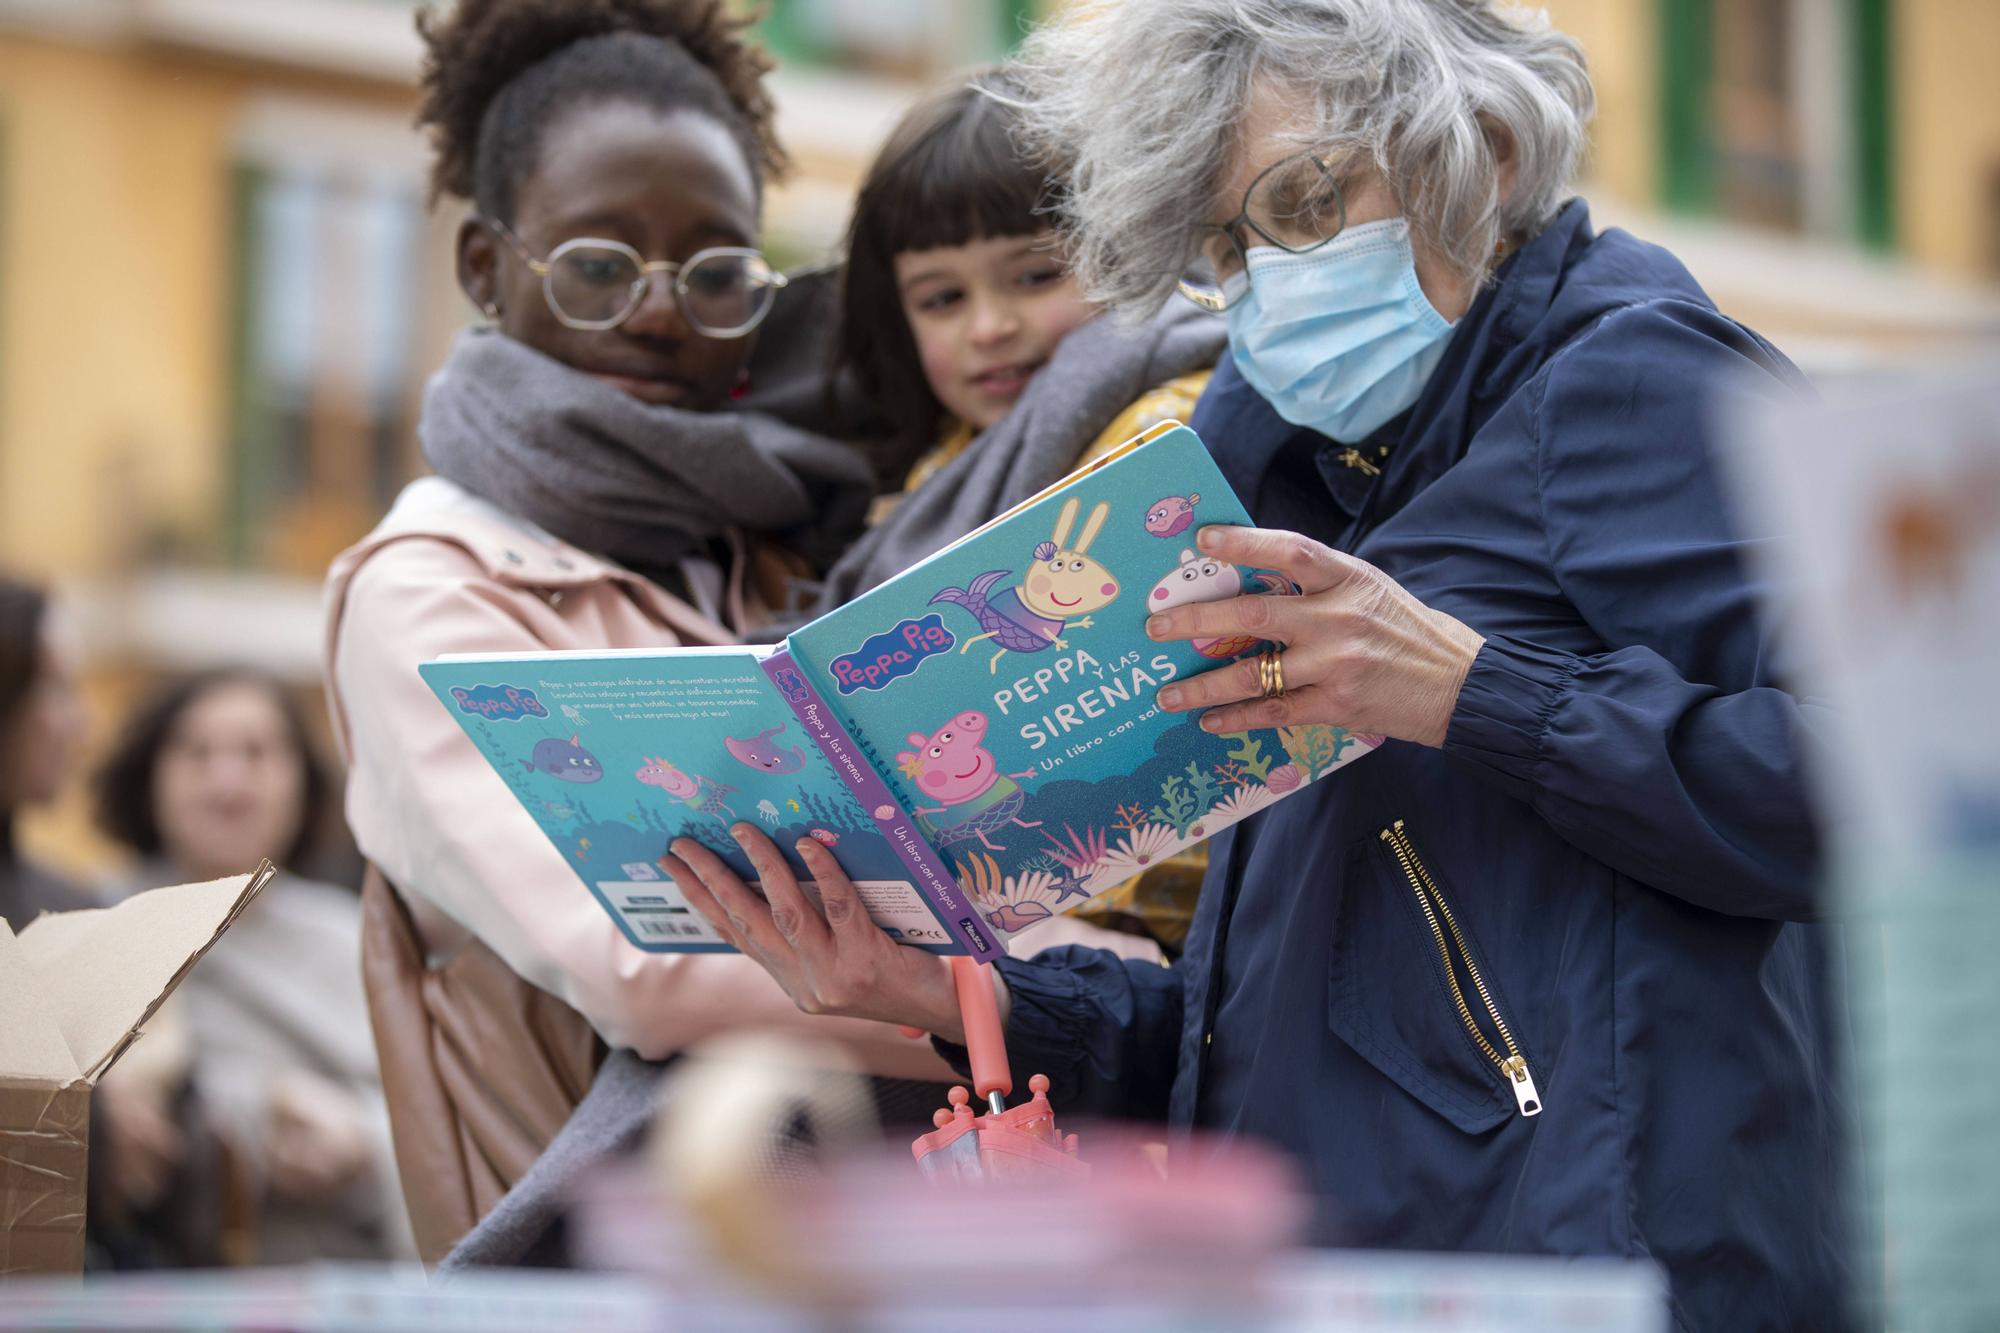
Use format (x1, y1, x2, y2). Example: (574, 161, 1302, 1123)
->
(1176, 153, 1347, 313)
(483, 218, 787, 337)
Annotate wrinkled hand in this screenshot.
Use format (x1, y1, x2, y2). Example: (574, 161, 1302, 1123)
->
(662, 826, 968, 1042)
(1152, 526, 1485, 747)
(265, 1069, 373, 1202)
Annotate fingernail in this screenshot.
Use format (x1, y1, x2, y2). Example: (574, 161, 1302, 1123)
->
(1197, 526, 1222, 551)
(1200, 714, 1223, 732)
(668, 838, 688, 857)
(796, 838, 816, 855)
(730, 825, 751, 844)
(1159, 686, 1183, 710)
(1145, 616, 1167, 639)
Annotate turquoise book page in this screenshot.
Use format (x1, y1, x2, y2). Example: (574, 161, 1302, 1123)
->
(418, 647, 959, 953)
(788, 424, 1380, 945)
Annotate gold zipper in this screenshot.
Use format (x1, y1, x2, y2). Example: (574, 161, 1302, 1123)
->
(1379, 820, 1542, 1118)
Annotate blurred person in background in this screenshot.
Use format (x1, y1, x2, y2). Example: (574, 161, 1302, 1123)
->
(2, 574, 226, 1269)
(322, 0, 955, 1264)
(0, 575, 89, 921)
(95, 670, 413, 1263)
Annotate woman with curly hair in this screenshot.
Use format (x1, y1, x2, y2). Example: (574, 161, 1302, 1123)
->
(321, 0, 952, 1263)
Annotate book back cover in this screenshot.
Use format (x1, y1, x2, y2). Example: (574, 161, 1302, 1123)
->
(419, 647, 958, 952)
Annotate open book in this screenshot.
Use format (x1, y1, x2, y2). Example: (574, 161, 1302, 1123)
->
(420, 423, 1378, 958)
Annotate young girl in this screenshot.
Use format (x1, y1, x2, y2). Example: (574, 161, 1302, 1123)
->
(816, 73, 1228, 953)
(322, 0, 953, 1262)
(817, 70, 1226, 610)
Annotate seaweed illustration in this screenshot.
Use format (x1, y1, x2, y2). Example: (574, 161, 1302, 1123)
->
(799, 790, 866, 833)
(1183, 761, 1222, 814)
(1042, 823, 1109, 876)
(1278, 723, 1363, 782)
(955, 852, 1006, 909)
(1149, 763, 1220, 837)
(1223, 732, 1274, 782)
(1019, 851, 1064, 878)
(1112, 802, 1151, 834)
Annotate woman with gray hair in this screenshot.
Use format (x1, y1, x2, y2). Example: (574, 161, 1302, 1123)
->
(664, 4, 1848, 1326)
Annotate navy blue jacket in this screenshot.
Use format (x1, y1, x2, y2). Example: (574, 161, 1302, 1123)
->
(963, 203, 1852, 1331)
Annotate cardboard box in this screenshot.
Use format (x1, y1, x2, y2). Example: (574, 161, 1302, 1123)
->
(0, 863, 273, 1276)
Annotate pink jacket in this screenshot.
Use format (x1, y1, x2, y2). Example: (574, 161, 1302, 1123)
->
(322, 478, 963, 1074)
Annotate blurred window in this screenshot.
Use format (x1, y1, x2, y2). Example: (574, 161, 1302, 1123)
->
(225, 157, 425, 575)
(1660, 0, 1895, 250)
(1712, 0, 1803, 230)
(758, 0, 1034, 76)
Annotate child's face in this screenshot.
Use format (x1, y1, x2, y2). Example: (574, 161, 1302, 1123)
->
(894, 231, 1096, 431)
(459, 101, 761, 412)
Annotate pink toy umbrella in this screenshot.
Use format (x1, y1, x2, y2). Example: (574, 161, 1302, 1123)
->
(909, 957, 1087, 1182)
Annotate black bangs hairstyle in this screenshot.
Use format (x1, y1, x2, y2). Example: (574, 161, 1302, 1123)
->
(416, 0, 787, 221)
(838, 68, 1056, 486)
(94, 670, 333, 874)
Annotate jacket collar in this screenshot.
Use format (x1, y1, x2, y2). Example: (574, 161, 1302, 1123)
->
(327, 477, 740, 646)
(359, 477, 621, 590)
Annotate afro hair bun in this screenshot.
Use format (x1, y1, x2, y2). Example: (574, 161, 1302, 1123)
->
(416, 0, 786, 206)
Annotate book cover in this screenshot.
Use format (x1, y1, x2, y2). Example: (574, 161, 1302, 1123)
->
(418, 647, 961, 953)
(785, 423, 1381, 947)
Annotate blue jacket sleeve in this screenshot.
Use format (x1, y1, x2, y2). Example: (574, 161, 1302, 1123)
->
(1442, 301, 1831, 921)
(932, 945, 1184, 1120)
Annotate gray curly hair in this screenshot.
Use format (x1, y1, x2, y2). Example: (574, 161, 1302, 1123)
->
(1006, 0, 1595, 313)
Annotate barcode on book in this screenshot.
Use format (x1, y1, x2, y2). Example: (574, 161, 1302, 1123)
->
(601, 882, 721, 947)
(630, 914, 708, 940)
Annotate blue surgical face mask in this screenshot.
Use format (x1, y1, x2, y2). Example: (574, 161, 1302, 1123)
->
(1224, 217, 1456, 443)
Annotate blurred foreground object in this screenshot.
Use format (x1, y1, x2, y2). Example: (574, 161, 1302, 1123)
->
(910, 956, 1086, 1183)
(0, 1251, 1665, 1332)
(1725, 356, 2000, 1331)
(569, 1031, 1668, 1330)
(0, 864, 273, 1274)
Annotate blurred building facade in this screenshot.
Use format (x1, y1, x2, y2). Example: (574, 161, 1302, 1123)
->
(1543, 0, 2000, 366)
(1, 0, 1996, 877)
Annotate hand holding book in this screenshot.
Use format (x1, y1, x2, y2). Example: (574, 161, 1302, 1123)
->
(662, 826, 979, 1042)
(1150, 524, 1483, 750)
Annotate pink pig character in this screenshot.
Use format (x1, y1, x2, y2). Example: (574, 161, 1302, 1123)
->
(896, 711, 1042, 852)
(1147, 548, 1295, 659)
(1144, 493, 1200, 537)
(636, 756, 737, 821)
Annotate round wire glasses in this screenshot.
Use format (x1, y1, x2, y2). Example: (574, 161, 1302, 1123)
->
(484, 218, 787, 337)
(1176, 153, 1348, 312)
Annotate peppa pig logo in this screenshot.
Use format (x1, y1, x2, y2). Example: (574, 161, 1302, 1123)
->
(828, 614, 955, 695)
(769, 664, 812, 704)
(450, 683, 549, 721)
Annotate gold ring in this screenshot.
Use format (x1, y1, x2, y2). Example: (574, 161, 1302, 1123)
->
(1259, 647, 1286, 699)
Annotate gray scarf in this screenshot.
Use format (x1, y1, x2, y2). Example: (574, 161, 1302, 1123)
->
(808, 302, 1227, 612)
(420, 326, 875, 583)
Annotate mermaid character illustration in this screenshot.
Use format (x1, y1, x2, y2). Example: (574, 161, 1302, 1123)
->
(897, 710, 1041, 853)
(634, 756, 737, 822)
(929, 497, 1121, 673)
(1144, 548, 1296, 659)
